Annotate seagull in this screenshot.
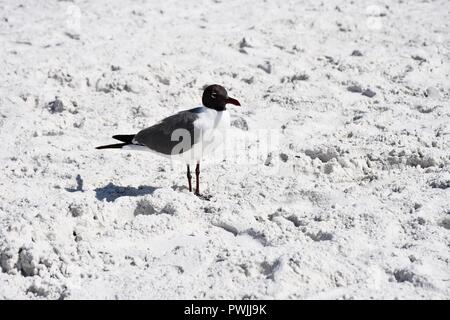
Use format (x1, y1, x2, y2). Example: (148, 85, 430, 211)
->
(96, 84, 241, 197)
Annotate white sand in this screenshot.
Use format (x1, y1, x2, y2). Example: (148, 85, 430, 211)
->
(0, 0, 449, 299)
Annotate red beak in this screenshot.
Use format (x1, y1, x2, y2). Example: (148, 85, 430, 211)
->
(226, 97, 241, 106)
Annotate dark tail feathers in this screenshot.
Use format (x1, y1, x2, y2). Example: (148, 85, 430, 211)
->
(112, 134, 135, 143)
(96, 143, 128, 150)
(96, 134, 135, 150)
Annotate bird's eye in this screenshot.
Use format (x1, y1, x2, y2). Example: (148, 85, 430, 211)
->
(211, 92, 217, 99)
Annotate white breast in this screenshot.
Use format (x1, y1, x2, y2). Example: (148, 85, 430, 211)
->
(190, 107, 230, 161)
(193, 107, 230, 132)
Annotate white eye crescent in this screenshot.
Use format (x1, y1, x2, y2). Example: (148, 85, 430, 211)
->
(211, 92, 217, 99)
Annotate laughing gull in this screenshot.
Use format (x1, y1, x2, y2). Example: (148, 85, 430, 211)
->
(96, 84, 241, 196)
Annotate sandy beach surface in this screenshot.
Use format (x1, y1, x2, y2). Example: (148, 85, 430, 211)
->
(0, 0, 449, 299)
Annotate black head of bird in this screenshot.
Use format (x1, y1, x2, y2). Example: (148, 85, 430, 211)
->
(202, 84, 241, 111)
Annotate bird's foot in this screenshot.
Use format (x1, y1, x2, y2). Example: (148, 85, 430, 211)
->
(195, 192, 212, 201)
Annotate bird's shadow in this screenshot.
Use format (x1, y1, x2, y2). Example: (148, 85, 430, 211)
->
(95, 183, 158, 202)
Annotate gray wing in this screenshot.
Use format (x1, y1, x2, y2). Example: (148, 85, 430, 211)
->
(133, 108, 202, 155)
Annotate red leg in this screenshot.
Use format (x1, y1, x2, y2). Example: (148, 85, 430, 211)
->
(195, 162, 200, 195)
(187, 164, 192, 192)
